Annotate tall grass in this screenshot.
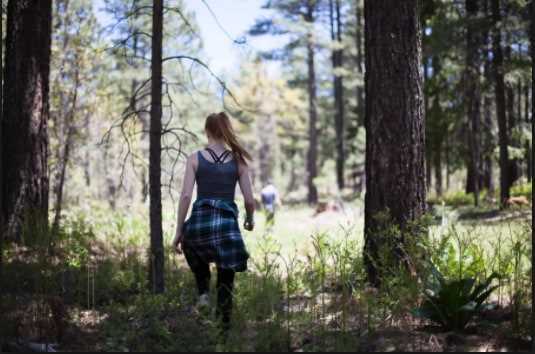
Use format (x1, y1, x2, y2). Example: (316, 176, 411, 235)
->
(0, 204, 531, 351)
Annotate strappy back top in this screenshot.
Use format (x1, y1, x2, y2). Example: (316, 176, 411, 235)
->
(196, 148, 239, 201)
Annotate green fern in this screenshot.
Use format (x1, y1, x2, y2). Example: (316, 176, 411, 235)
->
(413, 266, 499, 331)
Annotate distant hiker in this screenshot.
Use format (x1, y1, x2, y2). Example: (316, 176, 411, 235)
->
(173, 112, 255, 334)
(261, 182, 279, 229)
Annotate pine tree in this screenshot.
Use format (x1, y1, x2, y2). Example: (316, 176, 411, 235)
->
(250, 0, 320, 204)
(149, 0, 164, 294)
(2, 0, 53, 241)
(492, 0, 511, 207)
(363, 0, 426, 286)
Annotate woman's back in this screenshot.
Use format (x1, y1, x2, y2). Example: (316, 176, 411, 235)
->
(195, 148, 239, 201)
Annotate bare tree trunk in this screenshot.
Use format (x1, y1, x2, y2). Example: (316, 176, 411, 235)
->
(129, 0, 148, 204)
(466, 0, 481, 206)
(505, 41, 520, 186)
(432, 58, 444, 197)
(149, 0, 164, 294)
(492, 0, 511, 207)
(424, 59, 432, 191)
(258, 114, 276, 185)
(330, 0, 345, 190)
(2, 0, 52, 241)
(364, 0, 426, 286)
(525, 84, 532, 180)
(355, 0, 364, 128)
(0, 1, 4, 270)
(482, 0, 494, 192)
(52, 66, 80, 234)
(352, 0, 365, 188)
(83, 113, 91, 187)
(286, 145, 298, 194)
(530, 1, 534, 350)
(305, 0, 318, 205)
(483, 96, 494, 191)
(434, 144, 443, 196)
(446, 132, 451, 191)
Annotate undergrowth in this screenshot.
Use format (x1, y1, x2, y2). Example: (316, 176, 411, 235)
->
(0, 207, 532, 352)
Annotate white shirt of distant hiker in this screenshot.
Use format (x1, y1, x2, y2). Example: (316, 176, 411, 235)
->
(261, 184, 278, 213)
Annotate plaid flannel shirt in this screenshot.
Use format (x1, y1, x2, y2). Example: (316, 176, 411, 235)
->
(182, 198, 249, 272)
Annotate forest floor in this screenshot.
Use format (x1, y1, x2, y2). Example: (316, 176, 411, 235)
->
(1, 200, 533, 352)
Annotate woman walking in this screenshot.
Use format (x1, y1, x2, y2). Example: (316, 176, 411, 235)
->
(172, 112, 255, 332)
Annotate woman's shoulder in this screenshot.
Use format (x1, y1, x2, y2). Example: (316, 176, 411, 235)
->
(236, 159, 249, 176)
(187, 151, 201, 168)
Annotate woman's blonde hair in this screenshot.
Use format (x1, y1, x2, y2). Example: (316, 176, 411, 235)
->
(205, 112, 252, 165)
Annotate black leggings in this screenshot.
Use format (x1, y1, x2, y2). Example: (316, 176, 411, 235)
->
(184, 249, 235, 325)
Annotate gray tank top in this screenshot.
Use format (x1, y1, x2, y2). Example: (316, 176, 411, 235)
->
(196, 149, 239, 201)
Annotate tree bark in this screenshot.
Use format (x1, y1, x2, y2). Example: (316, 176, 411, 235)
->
(0, 0, 4, 270)
(2, 0, 52, 241)
(149, 0, 164, 294)
(330, 0, 345, 190)
(530, 1, 534, 351)
(363, 0, 426, 286)
(305, 0, 318, 205)
(466, 0, 482, 206)
(482, 0, 494, 192)
(491, 0, 511, 208)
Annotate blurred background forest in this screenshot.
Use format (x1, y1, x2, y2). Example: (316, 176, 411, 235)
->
(0, 0, 533, 352)
(5, 0, 531, 213)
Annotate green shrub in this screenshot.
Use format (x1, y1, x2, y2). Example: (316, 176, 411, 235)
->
(428, 190, 497, 207)
(413, 266, 499, 331)
(510, 182, 532, 200)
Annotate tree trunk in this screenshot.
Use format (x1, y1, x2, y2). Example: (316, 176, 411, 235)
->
(355, 0, 365, 128)
(0, 1, 4, 269)
(330, 0, 345, 191)
(434, 143, 443, 197)
(483, 96, 494, 191)
(424, 59, 432, 191)
(305, 0, 318, 205)
(83, 113, 91, 187)
(353, 0, 365, 188)
(149, 0, 164, 294)
(446, 132, 451, 191)
(52, 66, 80, 234)
(482, 0, 494, 193)
(466, 0, 481, 206)
(505, 42, 520, 186)
(286, 145, 298, 194)
(258, 113, 276, 185)
(130, 0, 148, 204)
(432, 58, 444, 197)
(525, 84, 532, 181)
(530, 1, 534, 350)
(363, 0, 426, 286)
(492, 0, 510, 207)
(466, 166, 476, 194)
(2, 0, 52, 241)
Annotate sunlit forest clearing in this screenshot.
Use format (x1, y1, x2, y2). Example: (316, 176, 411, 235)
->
(0, 0, 533, 352)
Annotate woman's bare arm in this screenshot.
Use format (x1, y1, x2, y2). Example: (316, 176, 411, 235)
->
(173, 153, 197, 252)
(238, 162, 255, 230)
